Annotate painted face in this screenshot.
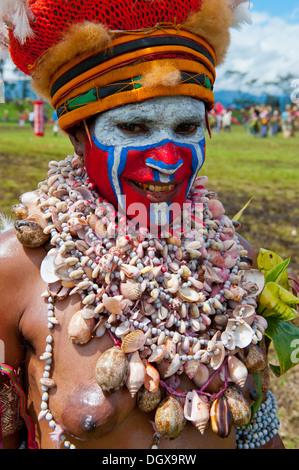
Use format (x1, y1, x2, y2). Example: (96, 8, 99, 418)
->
(85, 97, 206, 227)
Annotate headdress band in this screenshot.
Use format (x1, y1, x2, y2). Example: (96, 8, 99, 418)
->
(50, 29, 216, 130)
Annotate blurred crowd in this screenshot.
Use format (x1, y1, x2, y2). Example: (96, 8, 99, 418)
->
(208, 103, 299, 138)
(244, 104, 299, 138)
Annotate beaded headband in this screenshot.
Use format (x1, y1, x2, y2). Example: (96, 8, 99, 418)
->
(0, 0, 251, 131)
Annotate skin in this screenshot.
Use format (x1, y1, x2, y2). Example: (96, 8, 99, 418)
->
(0, 97, 284, 449)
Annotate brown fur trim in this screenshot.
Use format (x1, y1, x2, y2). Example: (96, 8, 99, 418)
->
(31, 22, 113, 101)
(183, 0, 232, 66)
(31, 0, 232, 101)
(140, 62, 182, 89)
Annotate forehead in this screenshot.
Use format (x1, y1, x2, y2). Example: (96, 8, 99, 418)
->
(94, 96, 206, 126)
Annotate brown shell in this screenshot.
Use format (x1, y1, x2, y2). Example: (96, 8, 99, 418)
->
(12, 203, 28, 220)
(14, 219, 49, 247)
(224, 384, 251, 428)
(154, 396, 186, 440)
(137, 386, 162, 413)
(238, 343, 267, 375)
(121, 329, 146, 354)
(210, 395, 232, 439)
(95, 346, 128, 393)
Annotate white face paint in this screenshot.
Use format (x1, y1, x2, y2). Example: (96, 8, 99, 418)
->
(92, 96, 206, 148)
(85, 96, 206, 227)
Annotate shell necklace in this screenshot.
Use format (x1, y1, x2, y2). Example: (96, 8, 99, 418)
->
(21, 153, 267, 449)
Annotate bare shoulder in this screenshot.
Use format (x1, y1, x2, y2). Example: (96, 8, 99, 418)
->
(0, 229, 45, 366)
(0, 228, 45, 281)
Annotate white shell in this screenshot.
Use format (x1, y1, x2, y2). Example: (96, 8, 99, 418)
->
(178, 287, 202, 303)
(163, 353, 181, 378)
(233, 304, 256, 325)
(239, 269, 265, 296)
(120, 264, 140, 278)
(184, 390, 210, 434)
(227, 355, 248, 388)
(40, 250, 60, 283)
(222, 318, 254, 350)
(126, 351, 146, 398)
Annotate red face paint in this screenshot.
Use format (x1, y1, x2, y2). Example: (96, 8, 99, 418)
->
(85, 136, 205, 228)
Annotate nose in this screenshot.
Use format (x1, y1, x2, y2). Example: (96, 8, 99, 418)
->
(145, 142, 183, 175)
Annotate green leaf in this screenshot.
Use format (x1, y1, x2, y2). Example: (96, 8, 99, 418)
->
(251, 374, 263, 419)
(258, 282, 299, 321)
(257, 249, 289, 290)
(265, 258, 290, 284)
(265, 317, 299, 376)
(233, 196, 254, 222)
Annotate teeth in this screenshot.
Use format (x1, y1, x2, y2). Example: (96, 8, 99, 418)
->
(136, 182, 175, 193)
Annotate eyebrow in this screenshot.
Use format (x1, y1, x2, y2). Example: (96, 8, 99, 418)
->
(110, 113, 204, 125)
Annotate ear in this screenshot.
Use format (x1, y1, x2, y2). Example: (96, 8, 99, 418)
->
(68, 124, 86, 157)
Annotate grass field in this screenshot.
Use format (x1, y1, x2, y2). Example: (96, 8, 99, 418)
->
(0, 122, 299, 448)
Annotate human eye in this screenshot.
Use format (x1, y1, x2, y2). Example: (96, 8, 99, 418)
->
(174, 122, 200, 135)
(117, 123, 148, 135)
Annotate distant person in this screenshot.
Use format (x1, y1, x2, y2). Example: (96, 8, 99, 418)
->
(28, 111, 34, 128)
(3, 109, 9, 122)
(271, 109, 280, 136)
(52, 109, 59, 136)
(222, 110, 232, 132)
(18, 110, 25, 127)
(249, 107, 260, 136)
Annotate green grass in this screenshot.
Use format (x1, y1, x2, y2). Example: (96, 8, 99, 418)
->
(204, 127, 299, 273)
(0, 123, 73, 214)
(0, 122, 299, 448)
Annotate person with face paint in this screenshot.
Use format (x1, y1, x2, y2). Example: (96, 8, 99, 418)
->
(0, 0, 285, 450)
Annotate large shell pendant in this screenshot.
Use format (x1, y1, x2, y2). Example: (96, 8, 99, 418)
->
(210, 395, 232, 438)
(154, 396, 186, 440)
(237, 343, 267, 375)
(95, 346, 128, 393)
(224, 384, 251, 428)
(183, 390, 210, 435)
(125, 351, 146, 398)
(227, 356, 248, 388)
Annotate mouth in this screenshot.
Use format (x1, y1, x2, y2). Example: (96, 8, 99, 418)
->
(134, 181, 176, 193)
(126, 179, 181, 203)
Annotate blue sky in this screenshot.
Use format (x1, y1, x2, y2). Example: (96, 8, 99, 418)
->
(216, 1, 299, 95)
(252, 0, 299, 18)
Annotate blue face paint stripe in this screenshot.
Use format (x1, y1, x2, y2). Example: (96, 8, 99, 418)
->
(145, 158, 184, 172)
(107, 147, 118, 202)
(153, 169, 160, 182)
(186, 138, 205, 197)
(91, 134, 205, 200)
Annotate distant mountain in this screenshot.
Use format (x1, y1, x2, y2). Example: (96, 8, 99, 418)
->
(213, 90, 289, 109)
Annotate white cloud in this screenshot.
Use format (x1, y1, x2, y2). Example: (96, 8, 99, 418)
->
(216, 10, 299, 96)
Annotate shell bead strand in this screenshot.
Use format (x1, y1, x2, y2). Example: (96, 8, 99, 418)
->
(15, 152, 273, 448)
